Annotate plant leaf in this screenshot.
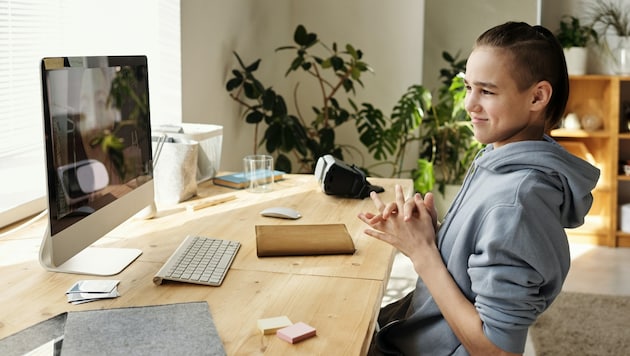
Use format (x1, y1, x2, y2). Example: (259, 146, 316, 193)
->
(245, 110, 264, 124)
(225, 77, 242, 91)
(275, 154, 292, 173)
(262, 89, 276, 111)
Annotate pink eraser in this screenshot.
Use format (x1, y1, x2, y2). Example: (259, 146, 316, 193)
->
(277, 322, 316, 344)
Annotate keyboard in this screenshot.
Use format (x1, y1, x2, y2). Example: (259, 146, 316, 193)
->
(153, 235, 240, 286)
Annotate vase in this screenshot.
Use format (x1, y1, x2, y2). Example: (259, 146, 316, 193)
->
(581, 112, 603, 131)
(609, 35, 630, 75)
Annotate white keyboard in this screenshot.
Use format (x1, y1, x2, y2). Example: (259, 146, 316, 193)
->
(153, 235, 240, 286)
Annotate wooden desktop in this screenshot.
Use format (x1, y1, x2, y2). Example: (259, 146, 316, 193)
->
(0, 174, 413, 355)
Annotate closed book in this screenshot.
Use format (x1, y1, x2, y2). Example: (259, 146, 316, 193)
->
(213, 170, 285, 189)
(255, 224, 356, 257)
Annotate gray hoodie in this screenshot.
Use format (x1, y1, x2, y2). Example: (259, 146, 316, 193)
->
(376, 135, 600, 355)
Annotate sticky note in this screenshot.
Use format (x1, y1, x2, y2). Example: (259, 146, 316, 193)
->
(277, 322, 316, 344)
(257, 316, 293, 335)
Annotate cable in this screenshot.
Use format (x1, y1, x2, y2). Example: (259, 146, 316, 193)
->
(0, 209, 48, 239)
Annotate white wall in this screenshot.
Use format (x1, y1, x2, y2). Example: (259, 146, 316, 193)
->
(181, 0, 425, 175)
(181, 0, 291, 161)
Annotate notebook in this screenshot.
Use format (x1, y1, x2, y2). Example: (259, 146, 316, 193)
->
(255, 224, 356, 257)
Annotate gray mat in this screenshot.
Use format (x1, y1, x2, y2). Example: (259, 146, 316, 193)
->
(0, 301, 225, 356)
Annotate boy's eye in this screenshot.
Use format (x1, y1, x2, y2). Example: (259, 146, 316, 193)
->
(481, 89, 494, 95)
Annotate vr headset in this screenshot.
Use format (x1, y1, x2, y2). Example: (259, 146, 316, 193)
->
(314, 155, 384, 199)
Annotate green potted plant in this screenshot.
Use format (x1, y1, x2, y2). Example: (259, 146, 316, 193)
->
(226, 24, 430, 179)
(588, 0, 630, 74)
(556, 15, 598, 75)
(225, 25, 374, 173)
(409, 52, 484, 210)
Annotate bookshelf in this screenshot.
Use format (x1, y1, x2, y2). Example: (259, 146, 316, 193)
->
(550, 75, 630, 247)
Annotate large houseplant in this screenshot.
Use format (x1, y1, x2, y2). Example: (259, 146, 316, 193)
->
(410, 52, 484, 197)
(226, 25, 428, 178)
(225, 25, 375, 173)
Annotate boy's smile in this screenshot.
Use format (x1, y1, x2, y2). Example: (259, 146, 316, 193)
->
(464, 46, 548, 148)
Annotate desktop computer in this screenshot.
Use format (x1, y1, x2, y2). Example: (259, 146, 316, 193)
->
(39, 55, 154, 276)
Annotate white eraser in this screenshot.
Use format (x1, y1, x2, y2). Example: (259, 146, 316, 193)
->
(277, 322, 316, 344)
(257, 316, 293, 335)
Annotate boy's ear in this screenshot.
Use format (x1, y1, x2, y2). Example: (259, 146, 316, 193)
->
(530, 81, 552, 111)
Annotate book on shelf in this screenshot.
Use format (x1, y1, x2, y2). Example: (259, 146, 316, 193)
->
(213, 170, 285, 189)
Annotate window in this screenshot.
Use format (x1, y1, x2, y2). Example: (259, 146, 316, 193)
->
(0, 0, 181, 227)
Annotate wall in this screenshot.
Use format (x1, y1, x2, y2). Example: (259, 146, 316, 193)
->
(181, 0, 424, 175)
(181, 0, 290, 162)
(423, 0, 540, 93)
(181, 0, 594, 175)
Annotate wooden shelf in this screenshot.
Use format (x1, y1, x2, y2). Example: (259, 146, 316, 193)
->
(616, 231, 630, 247)
(550, 128, 609, 138)
(552, 75, 630, 247)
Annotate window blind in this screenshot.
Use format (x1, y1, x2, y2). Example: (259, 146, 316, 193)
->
(0, 0, 57, 157)
(0, 0, 181, 225)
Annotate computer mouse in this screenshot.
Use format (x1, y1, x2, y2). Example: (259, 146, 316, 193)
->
(259, 207, 302, 220)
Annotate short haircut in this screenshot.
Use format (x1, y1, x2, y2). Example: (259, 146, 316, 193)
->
(474, 22, 569, 130)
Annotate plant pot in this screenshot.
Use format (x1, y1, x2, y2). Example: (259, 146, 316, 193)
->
(564, 47, 588, 75)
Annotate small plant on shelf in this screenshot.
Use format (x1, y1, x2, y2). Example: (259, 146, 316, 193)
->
(556, 15, 598, 48)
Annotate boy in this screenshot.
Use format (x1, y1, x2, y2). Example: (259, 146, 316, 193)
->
(358, 22, 600, 355)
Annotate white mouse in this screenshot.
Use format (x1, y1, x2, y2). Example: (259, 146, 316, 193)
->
(260, 207, 302, 220)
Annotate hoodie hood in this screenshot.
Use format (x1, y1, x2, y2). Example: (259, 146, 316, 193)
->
(475, 135, 600, 228)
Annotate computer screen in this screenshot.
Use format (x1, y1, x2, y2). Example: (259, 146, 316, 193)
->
(39, 55, 154, 276)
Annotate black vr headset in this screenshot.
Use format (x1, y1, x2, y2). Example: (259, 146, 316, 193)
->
(314, 155, 384, 199)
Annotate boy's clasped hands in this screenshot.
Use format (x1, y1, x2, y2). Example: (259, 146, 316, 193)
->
(357, 185, 440, 270)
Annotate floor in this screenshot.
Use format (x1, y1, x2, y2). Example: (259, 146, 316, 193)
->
(383, 242, 630, 356)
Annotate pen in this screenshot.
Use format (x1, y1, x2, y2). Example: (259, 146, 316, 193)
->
(186, 194, 237, 212)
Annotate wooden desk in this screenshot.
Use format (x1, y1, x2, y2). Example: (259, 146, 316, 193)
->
(0, 174, 413, 355)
